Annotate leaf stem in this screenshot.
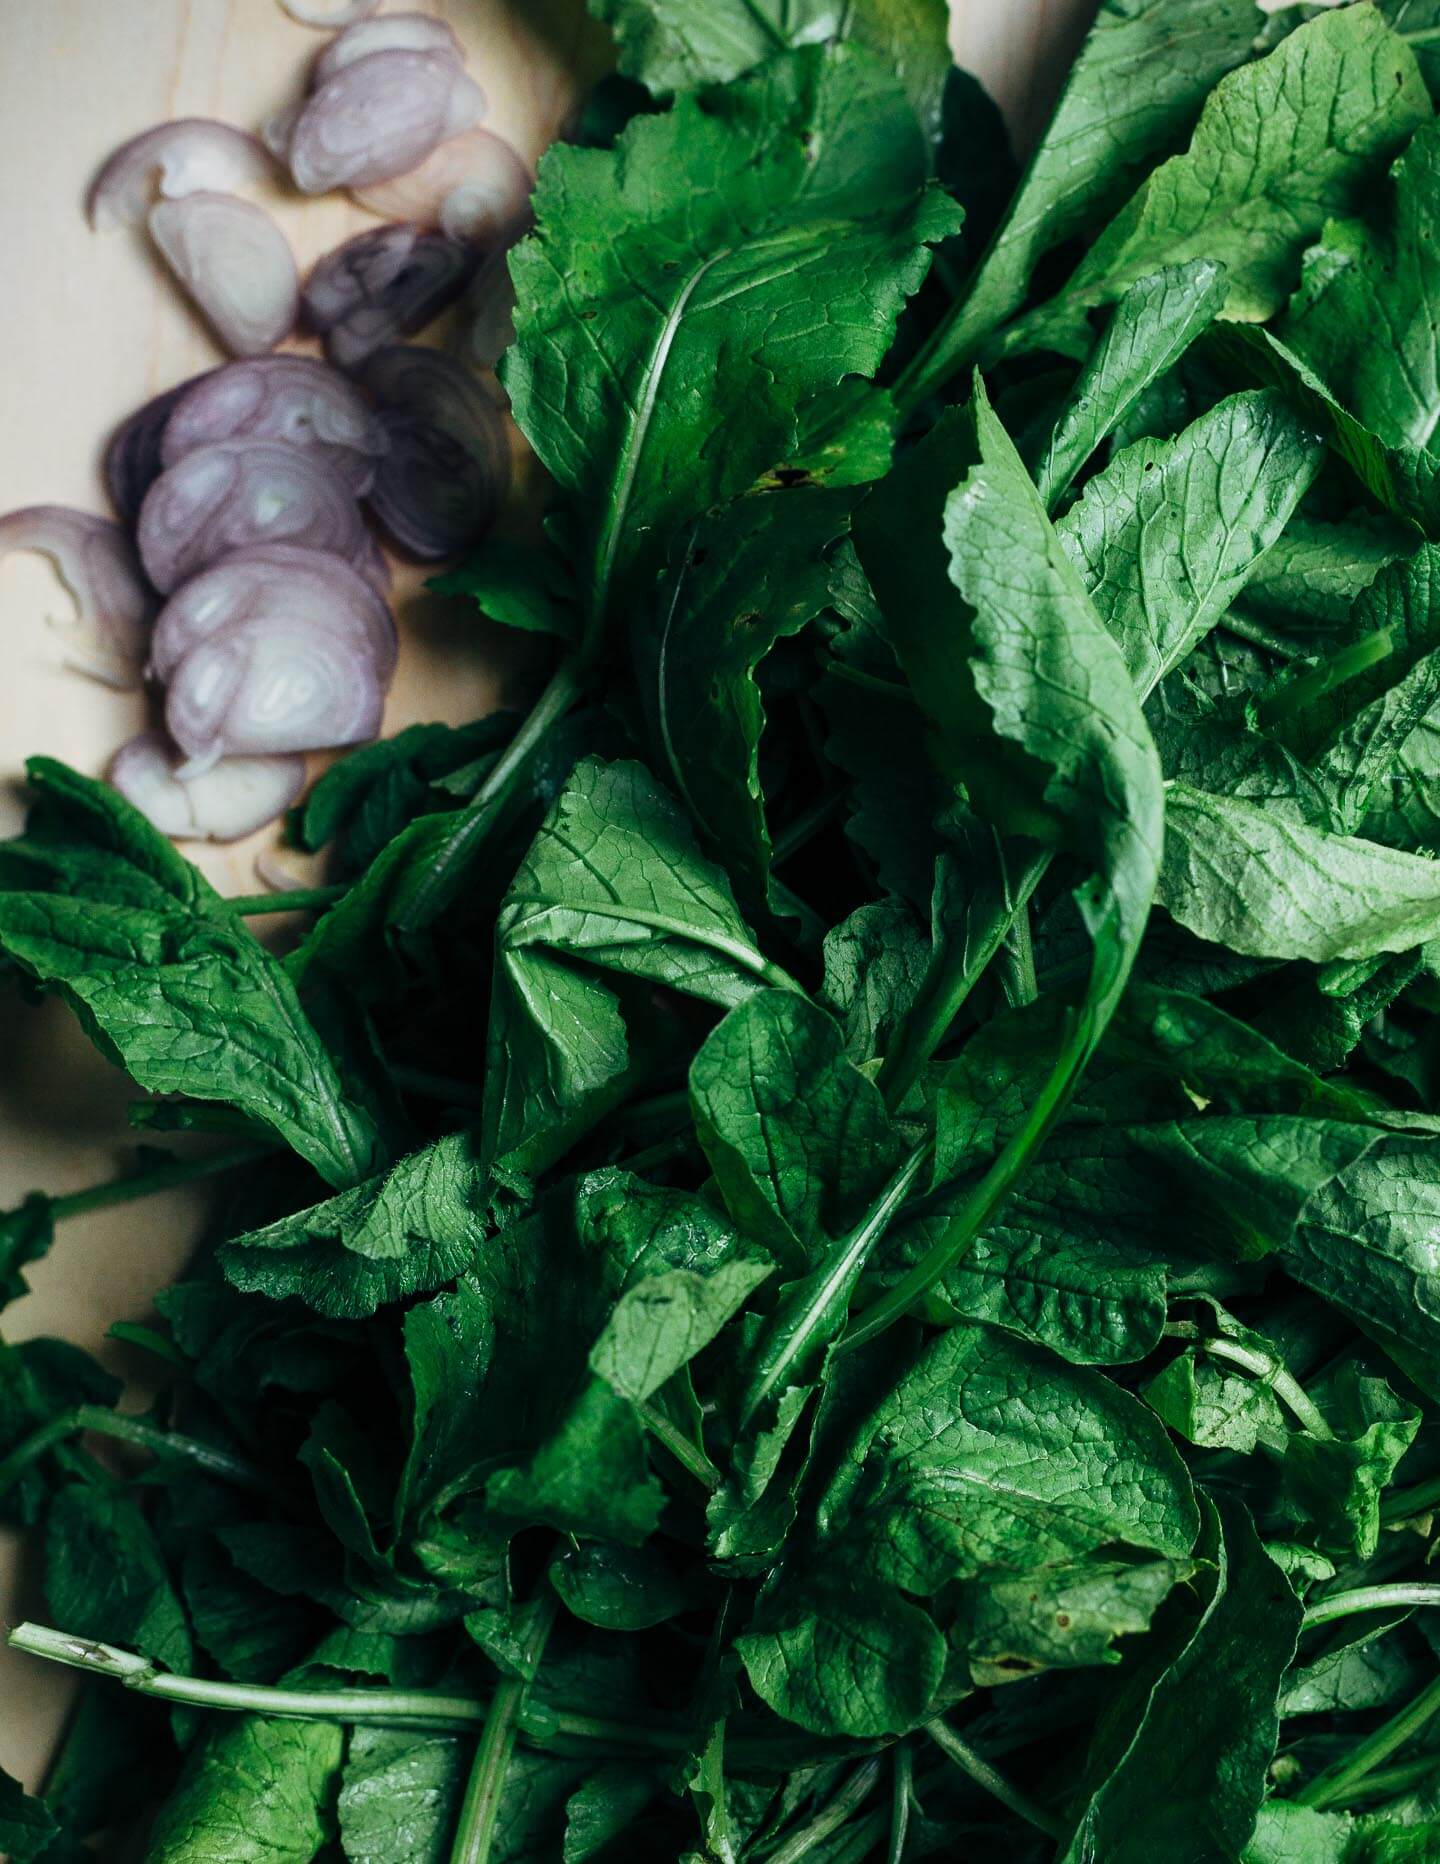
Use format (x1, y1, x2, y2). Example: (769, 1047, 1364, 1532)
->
(637, 1399, 722, 1493)
(842, 1009, 1089, 1356)
(0, 1406, 267, 1499)
(1381, 1473, 1440, 1524)
(765, 1759, 883, 1864)
(1326, 1753, 1440, 1805)
(27, 1140, 272, 1225)
(740, 1140, 931, 1427)
(877, 842, 1049, 1110)
(1294, 1671, 1440, 1809)
(1203, 1336, 1334, 1440)
(887, 1745, 913, 1864)
(449, 1592, 559, 1864)
(1303, 1584, 1440, 1629)
(392, 652, 590, 935)
(225, 883, 350, 917)
(924, 1718, 1062, 1839)
(773, 792, 843, 866)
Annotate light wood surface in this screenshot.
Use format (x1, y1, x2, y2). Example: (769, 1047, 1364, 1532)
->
(0, 0, 1090, 1793)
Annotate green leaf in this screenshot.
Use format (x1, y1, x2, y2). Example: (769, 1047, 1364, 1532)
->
(486, 1377, 665, 1547)
(1160, 783, 1440, 961)
(914, 0, 1260, 381)
(1036, 259, 1232, 509)
(1049, 8, 1431, 332)
(144, 1717, 344, 1864)
(740, 1323, 1197, 1736)
(1059, 390, 1325, 696)
(1063, 1502, 1304, 1864)
(589, 1257, 771, 1403)
(429, 537, 580, 644)
(219, 1129, 500, 1319)
(45, 1487, 191, 1675)
(0, 1764, 59, 1863)
(291, 717, 513, 875)
(338, 1728, 464, 1864)
(1207, 324, 1440, 533)
(588, 0, 952, 134)
(689, 990, 903, 1266)
(955, 1556, 1193, 1687)
(737, 1572, 946, 1738)
(548, 1541, 697, 1630)
(1280, 117, 1440, 450)
(0, 760, 381, 1188)
(486, 759, 789, 1171)
(1281, 1363, 1420, 1558)
(639, 489, 851, 906)
(504, 45, 959, 641)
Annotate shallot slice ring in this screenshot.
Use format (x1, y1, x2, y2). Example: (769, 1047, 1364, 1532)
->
(287, 50, 486, 196)
(0, 506, 156, 683)
(87, 119, 275, 231)
(279, 0, 380, 27)
(313, 13, 464, 83)
(109, 731, 307, 842)
(149, 193, 300, 358)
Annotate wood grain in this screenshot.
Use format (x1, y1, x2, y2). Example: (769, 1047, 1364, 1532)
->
(0, 0, 1091, 1792)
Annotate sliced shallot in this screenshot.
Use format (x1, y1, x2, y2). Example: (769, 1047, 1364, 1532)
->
(279, 0, 381, 27)
(104, 373, 214, 522)
(287, 50, 485, 195)
(0, 506, 156, 680)
(150, 544, 397, 684)
(165, 615, 389, 766)
(303, 224, 478, 369)
(137, 440, 369, 593)
(162, 358, 388, 494)
(261, 98, 305, 162)
(362, 347, 509, 559)
(87, 120, 274, 231)
(313, 13, 463, 83)
(351, 127, 532, 244)
(110, 730, 306, 841)
(149, 193, 299, 358)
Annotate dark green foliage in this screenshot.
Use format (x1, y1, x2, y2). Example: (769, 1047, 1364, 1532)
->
(8, 6, 1440, 1859)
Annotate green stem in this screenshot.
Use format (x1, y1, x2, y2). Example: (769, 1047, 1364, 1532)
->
(637, 1400, 722, 1493)
(0, 1406, 267, 1499)
(878, 843, 1049, 1110)
(740, 1140, 931, 1428)
(33, 1141, 272, 1225)
(449, 1593, 559, 1864)
(842, 1010, 1090, 1356)
(924, 1718, 1062, 1840)
(1255, 629, 1394, 734)
(225, 883, 350, 917)
(887, 1745, 913, 1864)
(393, 652, 590, 935)
(766, 1759, 883, 1864)
(1203, 1337, 1334, 1440)
(1303, 1585, 1440, 1629)
(6, 1624, 812, 1765)
(997, 903, 1038, 1008)
(1381, 1473, 1440, 1524)
(1295, 1672, 1440, 1810)
(1326, 1754, 1440, 1805)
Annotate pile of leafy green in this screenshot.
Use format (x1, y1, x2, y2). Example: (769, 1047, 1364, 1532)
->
(13, 0, 1440, 1856)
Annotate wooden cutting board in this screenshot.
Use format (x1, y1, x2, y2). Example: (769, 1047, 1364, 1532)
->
(0, 0, 1091, 1791)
